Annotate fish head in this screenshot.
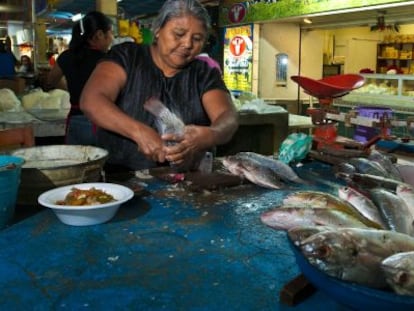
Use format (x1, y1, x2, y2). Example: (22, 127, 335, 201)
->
(300, 230, 359, 266)
(221, 156, 244, 176)
(337, 186, 356, 201)
(260, 208, 298, 230)
(381, 251, 414, 295)
(287, 226, 332, 246)
(397, 183, 414, 195)
(334, 162, 357, 176)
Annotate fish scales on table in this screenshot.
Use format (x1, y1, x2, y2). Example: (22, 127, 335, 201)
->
(221, 152, 306, 189)
(282, 190, 383, 229)
(338, 186, 388, 229)
(381, 250, 414, 296)
(297, 228, 414, 288)
(369, 187, 414, 236)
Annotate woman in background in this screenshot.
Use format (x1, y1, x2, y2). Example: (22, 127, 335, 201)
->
(17, 55, 34, 73)
(0, 40, 16, 78)
(46, 11, 113, 145)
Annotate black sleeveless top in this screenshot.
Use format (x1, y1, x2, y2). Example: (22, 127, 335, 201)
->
(57, 48, 107, 116)
(98, 42, 229, 170)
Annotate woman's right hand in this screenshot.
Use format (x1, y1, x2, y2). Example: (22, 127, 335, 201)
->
(133, 124, 167, 163)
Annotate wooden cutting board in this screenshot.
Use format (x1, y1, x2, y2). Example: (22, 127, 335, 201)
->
(149, 167, 245, 191)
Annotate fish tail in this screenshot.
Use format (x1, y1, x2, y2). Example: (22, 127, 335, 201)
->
(143, 97, 166, 117)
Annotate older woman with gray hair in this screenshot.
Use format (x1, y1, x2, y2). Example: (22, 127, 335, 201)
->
(80, 0, 238, 171)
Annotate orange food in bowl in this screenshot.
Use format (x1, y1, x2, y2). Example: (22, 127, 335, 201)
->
(56, 187, 116, 206)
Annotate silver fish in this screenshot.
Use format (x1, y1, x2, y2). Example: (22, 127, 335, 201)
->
(334, 162, 357, 176)
(368, 149, 402, 181)
(338, 186, 387, 229)
(300, 228, 414, 288)
(144, 97, 185, 142)
(369, 187, 414, 236)
(282, 190, 383, 228)
(236, 152, 308, 184)
(396, 183, 414, 219)
(348, 157, 389, 177)
(260, 207, 371, 231)
(221, 155, 245, 177)
(382, 251, 414, 296)
(337, 172, 407, 191)
(222, 155, 286, 189)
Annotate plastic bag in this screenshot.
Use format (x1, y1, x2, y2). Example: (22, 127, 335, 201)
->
(0, 88, 23, 112)
(278, 133, 312, 164)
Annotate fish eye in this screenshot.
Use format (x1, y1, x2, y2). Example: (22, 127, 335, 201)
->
(396, 271, 409, 285)
(315, 245, 331, 258)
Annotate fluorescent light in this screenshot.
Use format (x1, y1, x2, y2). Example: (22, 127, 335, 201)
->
(303, 18, 312, 24)
(71, 13, 83, 22)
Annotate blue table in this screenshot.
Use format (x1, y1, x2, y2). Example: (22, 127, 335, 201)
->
(0, 162, 351, 310)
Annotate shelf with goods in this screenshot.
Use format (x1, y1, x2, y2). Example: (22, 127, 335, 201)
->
(335, 73, 414, 114)
(376, 39, 414, 74)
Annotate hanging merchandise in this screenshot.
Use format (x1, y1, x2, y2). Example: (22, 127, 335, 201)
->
(118, 19, 130, 37)
(278, 133, 312, 164)
(129, 21, 143, 44)
(142, 28, 153, 45)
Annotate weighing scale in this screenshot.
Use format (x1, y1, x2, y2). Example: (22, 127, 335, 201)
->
(290, 74, 392, 163)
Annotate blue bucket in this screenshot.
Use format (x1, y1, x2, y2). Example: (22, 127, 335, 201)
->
(0, 155, 25, 229)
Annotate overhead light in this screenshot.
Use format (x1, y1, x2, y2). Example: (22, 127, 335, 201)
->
(117, 0, 123, 2)
(71, 13, 83, 22)
(303, 18, 312, 24)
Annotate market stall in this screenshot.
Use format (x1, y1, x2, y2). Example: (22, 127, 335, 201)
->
(0, 161, 351, 310)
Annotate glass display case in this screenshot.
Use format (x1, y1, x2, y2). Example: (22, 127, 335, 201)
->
(336, 73, 414, 113)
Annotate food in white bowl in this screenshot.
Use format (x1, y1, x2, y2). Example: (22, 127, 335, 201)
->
(38, 182, 134, 226)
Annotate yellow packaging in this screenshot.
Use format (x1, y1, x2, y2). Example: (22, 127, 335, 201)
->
(118, 19, 129, 37)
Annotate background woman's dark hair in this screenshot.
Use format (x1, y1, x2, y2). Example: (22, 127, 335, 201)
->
(0, 40, 6, 53)
(69, 11, 112, 60)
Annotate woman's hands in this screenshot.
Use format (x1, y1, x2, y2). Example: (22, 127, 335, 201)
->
(161, 125, 212, 166)
(133, 124, 167, 163)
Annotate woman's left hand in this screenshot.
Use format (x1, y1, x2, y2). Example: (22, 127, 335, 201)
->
(162, 125, 212, 166)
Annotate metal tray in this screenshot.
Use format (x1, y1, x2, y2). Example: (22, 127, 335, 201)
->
(291, 74, 365, 99)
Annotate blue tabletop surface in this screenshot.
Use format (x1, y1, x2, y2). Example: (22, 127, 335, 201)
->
(0, 161, 352, 310)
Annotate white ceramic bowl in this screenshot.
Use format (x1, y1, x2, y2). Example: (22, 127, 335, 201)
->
(38, 182, 134, 226)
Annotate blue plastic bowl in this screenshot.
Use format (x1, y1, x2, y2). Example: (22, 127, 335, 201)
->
(289, 240, 414, 311)
(0, 155, 25, 229)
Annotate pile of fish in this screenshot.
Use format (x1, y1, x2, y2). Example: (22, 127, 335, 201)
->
(221, 152, 307, 189)
(259, 149, 414, 296)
